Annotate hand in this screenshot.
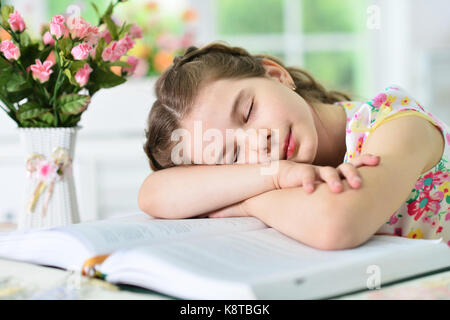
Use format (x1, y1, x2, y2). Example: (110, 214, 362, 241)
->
(275, 154, 380, 193)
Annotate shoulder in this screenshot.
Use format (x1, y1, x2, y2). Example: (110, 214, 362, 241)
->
(362, 109, 445, 174)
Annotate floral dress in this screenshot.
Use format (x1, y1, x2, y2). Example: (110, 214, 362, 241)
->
(334, 84, 450, 247)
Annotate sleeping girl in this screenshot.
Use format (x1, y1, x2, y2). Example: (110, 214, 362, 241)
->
(138, 42, 449, 250)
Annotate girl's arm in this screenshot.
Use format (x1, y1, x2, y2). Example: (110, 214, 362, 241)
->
(139, 156, 380, 220)
(138, 162, 276, 219)
(241, 115, 442, 251)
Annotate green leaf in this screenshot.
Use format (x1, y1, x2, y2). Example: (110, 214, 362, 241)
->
(38, 112, 57, 126)
(105, 2, 114, 16)
(16, 101, 49, 121)
(61, 113, 82, 127)
(90, 66, 126, 89)
(19, 32, 31, 47)
(6, 72, 29, 92)
(58, 37, 72, 56)
(103, 14, 118, 40)
(95, 38, 106, 61)
(7, 88, 33, 103)
(69, 60, 87, 73)
(91, 2, 101, 19)
(1, 5, 13, 28)
(56, 93, 91, 115)
(0, 55, 11, 71)
(18, 43, 40, 69)
(0, 63, 13, 88)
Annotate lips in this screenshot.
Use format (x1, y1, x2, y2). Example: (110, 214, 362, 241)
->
(283, 129, 295, 160)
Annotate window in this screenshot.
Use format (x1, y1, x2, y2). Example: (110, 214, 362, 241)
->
(208, 0, 371, 99)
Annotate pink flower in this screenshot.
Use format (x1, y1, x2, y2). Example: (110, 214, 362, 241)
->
(66, 16, 90, 39)
(101, 40, 127, 62)
(30, 59, 54, 83)
(124, 56, 139, 75)
(71, 42, 92, 60)
(372, 93, 387, 108)
(50, 15, 67, 39)
(156, 33, 180, 51)
(179, 31, 195, 48)
(130, 23, 143, 39)
(74, 63, 93, 87)
(36, 160, 58, 183)
(43, 31, 55, 46)
(119, 33, 135, 51)
(102, 29, 112, 44)
(45, 50, 56, 65)
(132, 58, 148, 77)
(8, 10, 26, 32)
(389, 214, 399, 225)
(0, 40, 20, 60)
(85, 26, 100, 46)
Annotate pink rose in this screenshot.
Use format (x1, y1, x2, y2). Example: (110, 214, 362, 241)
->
(123, 56, 138, 75)
(67, 16, 98, 44)
(30, 59, 54, 83)
(118, 33, 135, 51)
(0, 40, 20, 60)
(74, 63, 93, 87)
(130, 23, 143, 39)
(43, 31, 55, 46)
(102, 29, 112, 44)
(50, 15, 67, 39)
(101, 41, 127, 62)
(8, 10, 26, 32)
(71, 42, 92, 60)
(85, 26, 100, 46)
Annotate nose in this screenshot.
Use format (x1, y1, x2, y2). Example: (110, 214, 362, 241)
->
(237, 129, 280, 164)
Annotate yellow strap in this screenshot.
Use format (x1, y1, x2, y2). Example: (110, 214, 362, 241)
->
(369, 109, 440, 134)
(81, 254, 110, 278)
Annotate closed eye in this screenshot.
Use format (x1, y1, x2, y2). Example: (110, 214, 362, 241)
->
(233, 145, 240, 163)
(245, 98, 254, 123)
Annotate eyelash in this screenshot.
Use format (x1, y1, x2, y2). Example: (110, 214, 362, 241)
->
(245, 98, 254, 123)
(233, 146, 240, 163)
(234, 97, 253, 163)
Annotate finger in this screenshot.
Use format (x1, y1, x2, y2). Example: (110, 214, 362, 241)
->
(351, 154, 380, 167)
(318, 166, 343, 193)
(337, 163, 362, 189)
(300, 167, 317, 193)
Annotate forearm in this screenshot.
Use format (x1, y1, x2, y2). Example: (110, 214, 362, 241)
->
(138, 162, 278, 219)
(242, 180, 355, 250)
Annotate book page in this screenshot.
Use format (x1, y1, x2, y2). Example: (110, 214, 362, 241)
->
(100, 227, 445, 285)
(61, 213, 268, 255)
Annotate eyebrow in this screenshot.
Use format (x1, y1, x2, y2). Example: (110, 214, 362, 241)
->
(216, 88, 245, 164)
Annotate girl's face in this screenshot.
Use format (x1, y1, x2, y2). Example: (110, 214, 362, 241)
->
(181, 60, 320, 165)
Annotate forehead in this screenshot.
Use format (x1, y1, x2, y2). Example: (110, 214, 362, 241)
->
(178, 78, 247, 164)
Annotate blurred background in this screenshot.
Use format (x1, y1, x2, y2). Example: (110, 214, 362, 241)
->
(1, 0, 449, 226)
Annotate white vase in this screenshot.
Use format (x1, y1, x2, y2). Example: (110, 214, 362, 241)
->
(17, 126, 81, 230)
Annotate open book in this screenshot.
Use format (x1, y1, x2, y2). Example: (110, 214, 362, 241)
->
(0, 212, 449, 299)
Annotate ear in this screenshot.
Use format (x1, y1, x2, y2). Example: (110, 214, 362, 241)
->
(260, 58, 295, 88)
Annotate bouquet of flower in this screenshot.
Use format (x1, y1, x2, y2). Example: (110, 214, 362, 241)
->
(124, 1, 197, 77)
(0, 0, 141, 128)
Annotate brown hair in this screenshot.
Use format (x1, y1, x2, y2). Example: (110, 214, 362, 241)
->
(143, 41, 352, 171)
